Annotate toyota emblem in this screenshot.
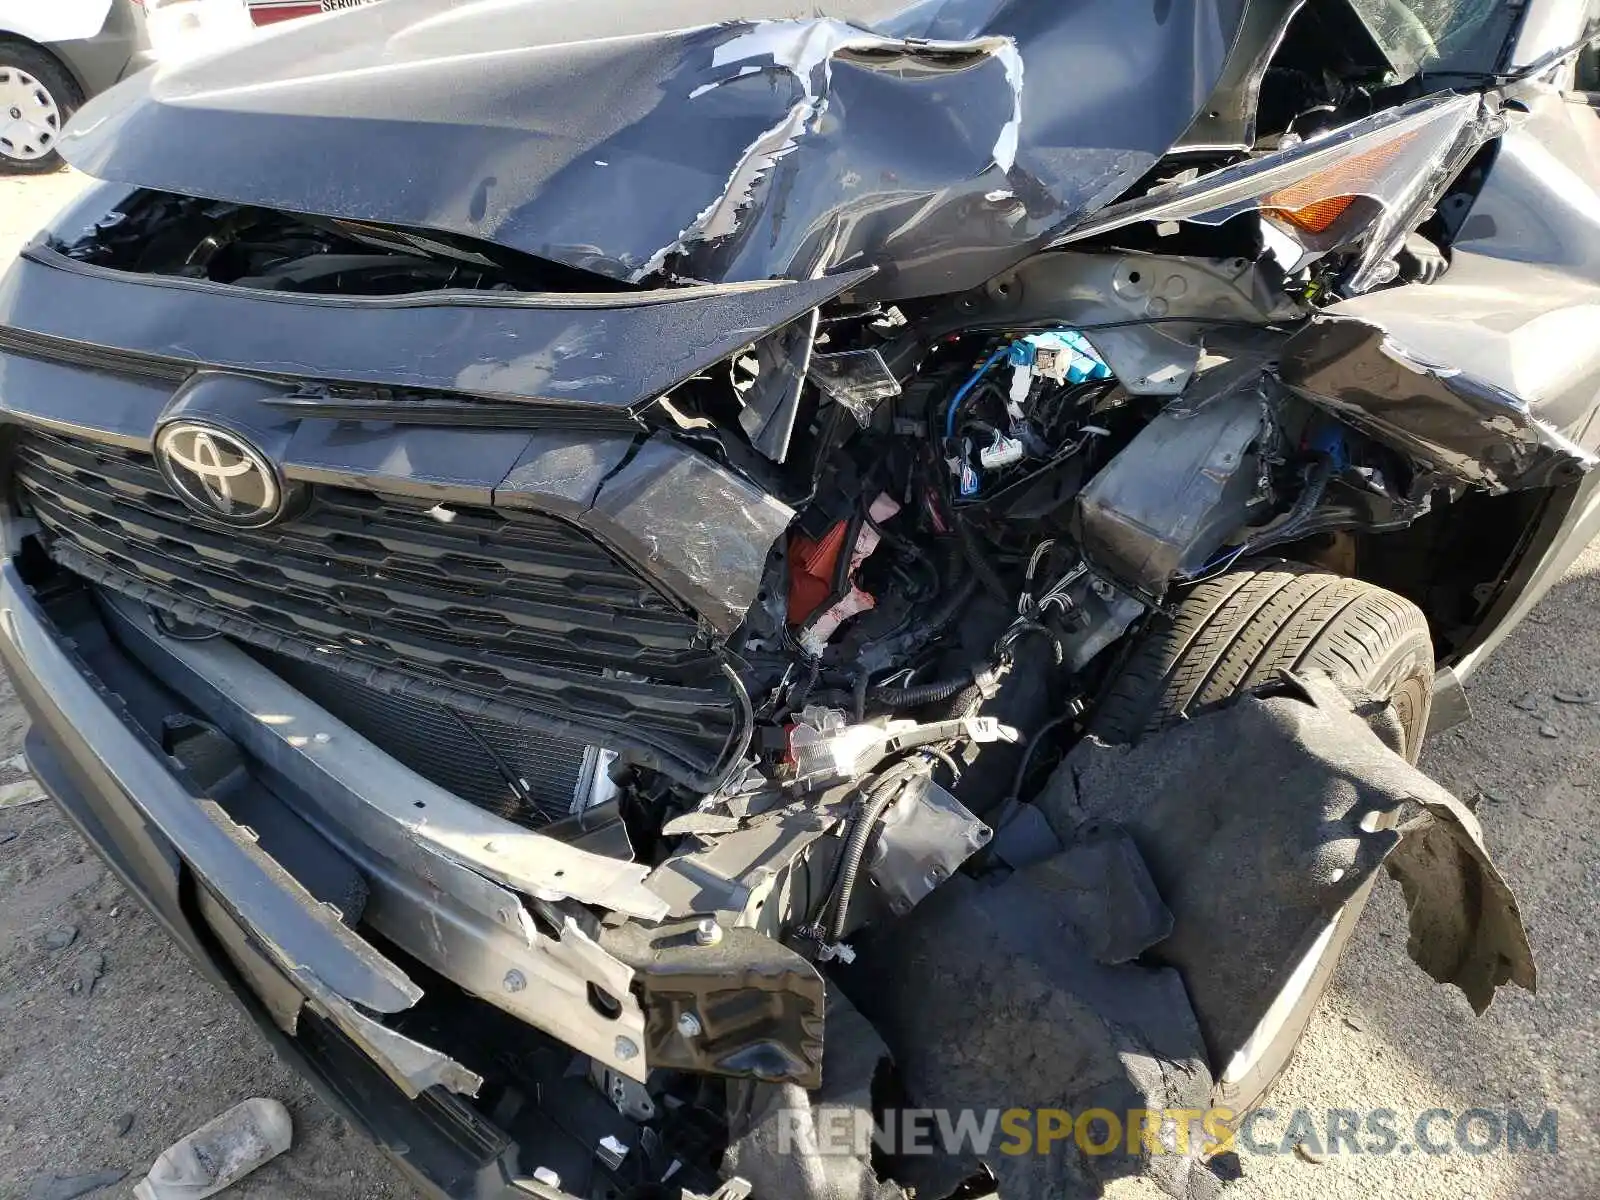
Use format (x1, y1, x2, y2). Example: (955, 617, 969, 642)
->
(155, 422, 286, 528)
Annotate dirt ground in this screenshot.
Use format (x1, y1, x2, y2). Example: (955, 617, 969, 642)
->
(1, 171, 1597, 1200)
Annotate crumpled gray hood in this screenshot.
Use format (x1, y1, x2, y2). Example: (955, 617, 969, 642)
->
(59, 0, 1274, 297)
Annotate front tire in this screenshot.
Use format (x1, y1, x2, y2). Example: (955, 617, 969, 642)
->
(0, 43, 81, 174)
(1093, 559, 1433, 759)
(1091, 561, 1435, 1114)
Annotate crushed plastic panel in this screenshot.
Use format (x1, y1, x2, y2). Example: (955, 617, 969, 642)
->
(867, 774, 992, 918)
(580, 433, 797, 636)
(808, 349, 902, 425)
(1, 232, 875, 411)
(1074, 372, 1271, 597)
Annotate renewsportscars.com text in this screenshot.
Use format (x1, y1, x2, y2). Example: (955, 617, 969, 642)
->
(780, 1106, 1560, 1159)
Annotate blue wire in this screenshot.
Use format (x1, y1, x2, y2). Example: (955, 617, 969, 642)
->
(945, 347, 1009, 439)
(1187, 543, 1250, 582)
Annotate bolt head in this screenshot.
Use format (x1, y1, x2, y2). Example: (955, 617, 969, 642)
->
(503, 969, 527, 993)
(694, 917, 723, 946)
(614, 1035, 639, 1061)
(677, 1011, 703, 1038)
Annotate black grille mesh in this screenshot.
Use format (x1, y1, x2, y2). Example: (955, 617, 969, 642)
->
(15, 428, 735, 784)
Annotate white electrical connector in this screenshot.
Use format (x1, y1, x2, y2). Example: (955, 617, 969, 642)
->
(980, 432, 1025, 469)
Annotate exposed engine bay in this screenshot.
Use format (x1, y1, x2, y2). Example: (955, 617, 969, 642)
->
(6, 0, 1595, 1196)
(23, 167, 1553, 1196)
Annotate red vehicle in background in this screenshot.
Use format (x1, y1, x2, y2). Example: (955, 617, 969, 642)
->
(247, 0, 374, 25)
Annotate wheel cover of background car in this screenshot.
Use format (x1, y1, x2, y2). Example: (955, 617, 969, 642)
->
(0, 66, 61, 161)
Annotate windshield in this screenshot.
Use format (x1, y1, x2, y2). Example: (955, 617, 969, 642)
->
(1346, 0, 1520, 77)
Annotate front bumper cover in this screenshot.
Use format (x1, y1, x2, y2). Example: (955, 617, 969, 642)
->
(0, 560, 631, 1198)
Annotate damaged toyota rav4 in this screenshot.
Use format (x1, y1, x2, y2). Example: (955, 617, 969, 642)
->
(2, 0, 1597, 1196)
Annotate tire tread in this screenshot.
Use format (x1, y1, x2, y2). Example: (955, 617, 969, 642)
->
(1093, 559, 1433, 744)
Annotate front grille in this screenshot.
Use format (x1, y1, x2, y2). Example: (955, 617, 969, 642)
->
(15, 428, 735, 784)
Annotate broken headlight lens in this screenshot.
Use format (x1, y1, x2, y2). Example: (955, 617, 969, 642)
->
(1053, 91, 1502, 293)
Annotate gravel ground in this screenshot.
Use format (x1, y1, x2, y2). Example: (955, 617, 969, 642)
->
(0, 170, 1596, 1200)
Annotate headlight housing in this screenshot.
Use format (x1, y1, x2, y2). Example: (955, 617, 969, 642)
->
(1052, 92, 1501, 294)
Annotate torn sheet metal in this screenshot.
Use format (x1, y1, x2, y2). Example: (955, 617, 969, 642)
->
(58, 0, 1280, 297)
(926, 251, 1305, 397)
(1034, 671, 1535, 1074)
(1278, 313, 1599, 492)
(1174, 0, 1307, 151)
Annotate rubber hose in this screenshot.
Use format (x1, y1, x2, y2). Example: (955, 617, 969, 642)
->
(958, 520, 1011, 605)
(872, 671, 975, 709)
(917, 575, 981, 644)
(828, 766, 924, 942)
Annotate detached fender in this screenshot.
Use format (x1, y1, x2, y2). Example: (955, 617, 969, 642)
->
(1036, 671, 1534, 1067)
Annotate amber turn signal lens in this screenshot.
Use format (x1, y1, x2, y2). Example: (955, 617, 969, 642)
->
(1263, 194, 1357, 234)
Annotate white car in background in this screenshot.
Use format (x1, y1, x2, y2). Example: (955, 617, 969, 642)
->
(0, 0, 263, 173)
(0, 0, 155, 172)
